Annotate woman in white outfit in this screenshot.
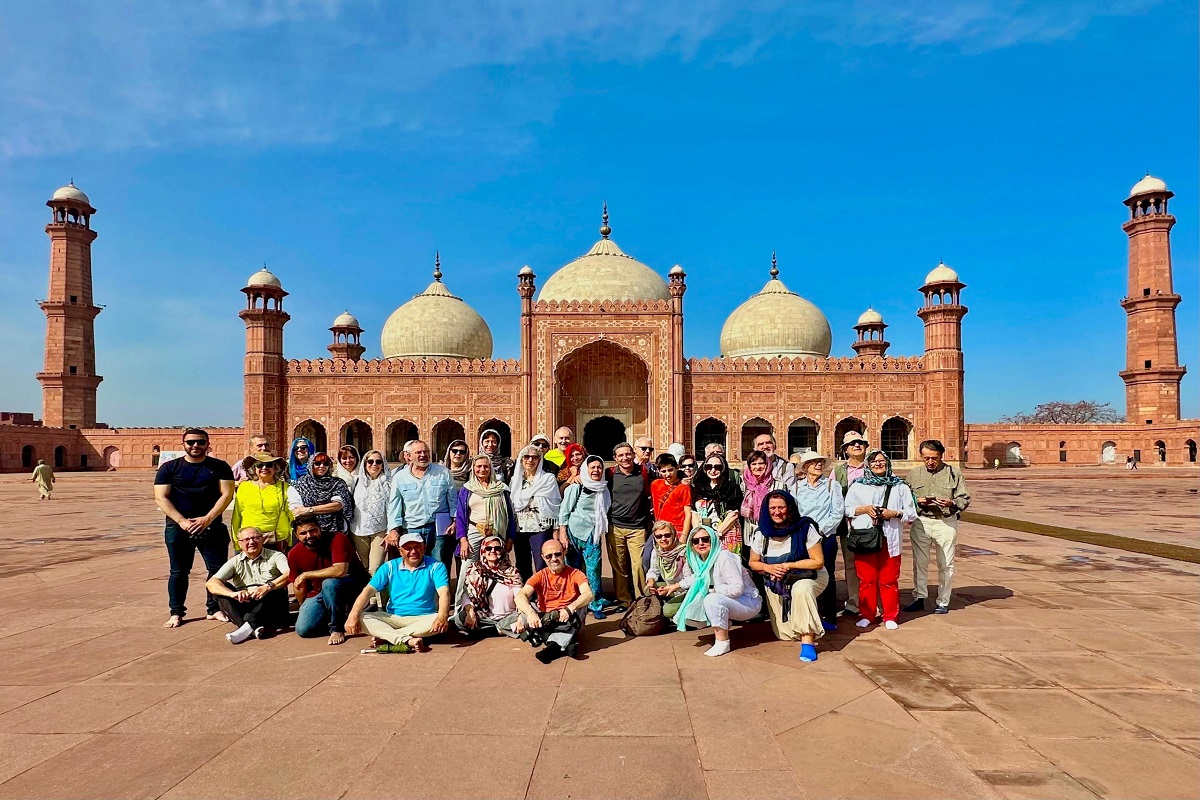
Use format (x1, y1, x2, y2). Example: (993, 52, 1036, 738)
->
(671, 525, 762, 657)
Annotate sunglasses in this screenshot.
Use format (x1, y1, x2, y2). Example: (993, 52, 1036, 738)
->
(680, 463, 696, 470)
(543, 551, 565, 560)
(638, 446, 654, 452)
(451, 448, 468, 455)
(184, 440, 208, 447)
(653, 532, 677, 539)
(691, 536, 711, 545)
(365, 459, 383, 465)
(847, 442, 866, 447)
(704, 464, 722, 472)
(312, 460, 332, 467)
(522, 454, 540, 460)
(254, 464, 276, 470)
(482, 545, 503, 553)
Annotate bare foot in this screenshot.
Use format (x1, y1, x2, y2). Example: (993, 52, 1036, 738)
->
(463, 605, 477, 629)
(163, 615, 183, 628)
(206, 611, 230, 623)
(370, 636, 382, 648)
(409, 637, 428, 652)
(328, 631, 346, 646)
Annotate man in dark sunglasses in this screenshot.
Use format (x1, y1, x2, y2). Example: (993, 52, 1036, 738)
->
(154, 428, 235, 629)
(514, 538, 593, 663)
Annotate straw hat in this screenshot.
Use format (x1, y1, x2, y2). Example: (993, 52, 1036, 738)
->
(242, 452, 286, 472)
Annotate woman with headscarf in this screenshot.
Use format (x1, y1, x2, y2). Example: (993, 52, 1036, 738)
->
(335, 445, 361, 489)
(231, 452, 293, 550)
(455, 455, 516, 561)
(749, 490, 828, 662)
(443, 439, 472, 491)
(351, 449, 392, 575)
(844, 449, 917, 631)
(453, 534, 525, 638)
(739, 449, 788, 554)
(556, 443, 587, 493)
(672, 524, 761, 657)
(288, 437, 314, 483)
(557, 454, 610, 619)
(690, 453, 744, 554)
(479, 428, 515, 484)
(645, 520, 691, 619)
(509, 444, 562, 581)
(287, 452, 355, 534)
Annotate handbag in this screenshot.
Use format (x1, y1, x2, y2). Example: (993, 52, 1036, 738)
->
(619, 593, 665, 637)
(847, 484, 892, 554)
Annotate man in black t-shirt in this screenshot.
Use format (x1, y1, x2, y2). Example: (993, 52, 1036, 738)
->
(153, 428, 236, 628)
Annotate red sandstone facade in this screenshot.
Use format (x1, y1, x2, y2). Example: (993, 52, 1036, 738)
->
(2, 178, 1195, 473)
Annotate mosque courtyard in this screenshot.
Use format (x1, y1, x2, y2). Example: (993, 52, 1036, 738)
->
(0, 469, 1197, 800)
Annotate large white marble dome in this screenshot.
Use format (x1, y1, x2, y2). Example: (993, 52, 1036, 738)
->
(380, 263, 493, 359)
(720, 257, 832, 359)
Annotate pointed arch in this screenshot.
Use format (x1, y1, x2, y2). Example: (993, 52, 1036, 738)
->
(432, 418, 467, 461)
(385, 419, 419, 464)
(786, 417, 819, 456)
(477, 420, 513, 459)
(694, 417, 728, 456)
(740, 417, 773, 461)
(293, 419, 328, 454)
(339, 418, 373, 453)
(880, 416, 912, 461)
(834, 416, 867, 456)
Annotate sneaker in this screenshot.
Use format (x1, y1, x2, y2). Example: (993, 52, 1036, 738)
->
(839, 608, 858, 618)
(822, 621, 838, 633)
(375, 642, 413, 654)
(884, 620, 899, 630)
(536, 643, 565, 664)
(933, 605, 950, 615)
(591, 608, 608, 621)
(855, 618, 871, 629)
(799, 643, 818, 662)
(902, 598, 926, 613)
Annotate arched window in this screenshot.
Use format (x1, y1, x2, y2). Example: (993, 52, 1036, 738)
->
(834, 416, 868, 456)
(21, 445, 36, 469)
(786, 418, 819, 456)
(1059, 440, 1068, 463)
(583, 416, 626, 460)
(293, 420, 328, 454)
(431, 419, 466, 461)
(1005, 442, 1023, 465)
(1100, 441, 1117, 464)
(880, 417, 912, 461)
(339, 419, 373, 453)
(103, 446, 121, 469)
(1154, 440, 1166, 463)
(385, 419, 419, 464)
(694, 418, 728, 457)
(477, 420, 512, 459)
(1187, 439, 1197, 464)
(54, 445, 66, 468)
(740, 418, 773, 461)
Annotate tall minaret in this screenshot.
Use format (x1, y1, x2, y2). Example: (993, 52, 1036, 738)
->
(1120, 174, 1185, 423)
(918, 262, 967, 463)
(38, 183, 103, 429)
(240, 268, 290, 448)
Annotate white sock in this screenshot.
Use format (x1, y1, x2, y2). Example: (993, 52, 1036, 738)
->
(856, 618, 871, 628)
(884, 620, 899, 630)
(225, 622, 253, 644)
(704, 639, 731, 657)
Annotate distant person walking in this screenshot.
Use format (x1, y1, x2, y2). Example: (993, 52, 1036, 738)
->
(31, 459, 55, 500)
(154, 429, 236, 628)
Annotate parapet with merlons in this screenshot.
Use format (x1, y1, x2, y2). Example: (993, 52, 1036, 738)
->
(686, 355, 924, 373)
(286, 357, 522, 375)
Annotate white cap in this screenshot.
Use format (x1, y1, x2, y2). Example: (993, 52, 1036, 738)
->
(397, 532, 425, 547)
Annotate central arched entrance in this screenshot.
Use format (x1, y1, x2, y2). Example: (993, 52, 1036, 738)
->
(583, 416, 627, 460)
(556, 340, 649, 455)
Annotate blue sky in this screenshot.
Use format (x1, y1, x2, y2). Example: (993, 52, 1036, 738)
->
(0, 1, 1195, 427)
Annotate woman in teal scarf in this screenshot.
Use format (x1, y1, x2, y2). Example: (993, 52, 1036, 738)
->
(672, 524, 762, 657)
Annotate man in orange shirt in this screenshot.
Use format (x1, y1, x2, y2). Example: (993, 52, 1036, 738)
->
(514, 539, 594, 663)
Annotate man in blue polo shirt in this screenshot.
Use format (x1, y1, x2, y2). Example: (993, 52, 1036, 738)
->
(346, 531, 450, 653)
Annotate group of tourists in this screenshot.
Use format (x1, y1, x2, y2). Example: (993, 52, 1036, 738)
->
(153, 423, 969, 663)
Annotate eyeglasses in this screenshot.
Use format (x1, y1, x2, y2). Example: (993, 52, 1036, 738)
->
(184, 440, 208, 447)
(254, 464, 275, 471)
(638, 446, 654, 452)
(704, 464, 722, 473)
(482, 545, 503, 553)
(522, 454, 539, 460)
(365, 459, 383, 465)
(451, 448, 468, 455)
(869, 461, 888, 467)
(239, 536, 263, 543)
(680, 463, 696, 470)
(543, 551, 564, 560)
(691, 536, 711, 545)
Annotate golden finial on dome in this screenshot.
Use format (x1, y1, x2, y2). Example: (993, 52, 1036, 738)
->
(600, 201, 611, 239)
(770, 250, 779, 279)
(433, 251, 442, 281)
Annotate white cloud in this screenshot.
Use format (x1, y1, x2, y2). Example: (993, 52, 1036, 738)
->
(0, 1, 1156, 158)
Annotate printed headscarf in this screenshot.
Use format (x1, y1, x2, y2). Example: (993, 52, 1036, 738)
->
(853, 449, 906, 487)
(294, 452, 356, 533)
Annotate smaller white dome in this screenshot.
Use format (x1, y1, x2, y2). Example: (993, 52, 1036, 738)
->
(924, 261, 959, 285)
(857, 307, 884, 325)
(669, 264, 685, 276)
(1129, 174, 1169, 197)
(52, 183, 90, 204)
(247, 268, 282, 288)
(518, 265, 534, 276)
(332, 310, 360, 328)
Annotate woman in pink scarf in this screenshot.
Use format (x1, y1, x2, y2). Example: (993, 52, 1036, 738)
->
(740, 449, 789, 553)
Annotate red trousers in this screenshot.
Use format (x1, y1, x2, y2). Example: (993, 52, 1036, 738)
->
(855, 550, 901, 623)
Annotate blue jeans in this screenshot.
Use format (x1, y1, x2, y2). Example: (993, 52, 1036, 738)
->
(164, 520, 229, 617)
(568, 533, 606, 612)
(295, 574, 364, 636)
(817, 535, 840, 621)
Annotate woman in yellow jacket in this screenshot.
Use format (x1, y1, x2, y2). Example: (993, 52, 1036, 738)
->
(231, 452, 294, 550)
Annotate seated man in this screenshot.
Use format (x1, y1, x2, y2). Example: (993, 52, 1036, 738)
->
(346, 531, 450, 653)
(453, 534, 524, 638)
(287, 513, 368, 646)
(205, 526, 291, 644)
(513, 539, 594, 664)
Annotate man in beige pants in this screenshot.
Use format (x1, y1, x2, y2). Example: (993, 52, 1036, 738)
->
(346, 532, 450, 653)
(903, 439, 971, 615)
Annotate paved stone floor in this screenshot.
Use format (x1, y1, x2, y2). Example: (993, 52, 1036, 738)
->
(0, 472, 1198, 800)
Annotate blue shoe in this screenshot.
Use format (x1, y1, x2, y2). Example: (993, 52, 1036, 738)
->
(591, 608, 607, 620)
(799, 643, 818, 662)
(822, 621, 838, 633)
(933, 605, 949, 615)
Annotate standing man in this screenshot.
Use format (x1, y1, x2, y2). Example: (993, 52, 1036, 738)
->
(31, 459, 55, 500)
(387, 440, 457, 569)
(231, 435, 271, 484)
(633, 436, 658, 477)
(529, 434, 559, 475)
(606, 442, 652, 611)
(831, 431, 870, 619)
(154, 428, 236, 628)
(289, 513, 368, 644)
(546, 427, 574, 469)
(514, 538, 594, 663)
(904, 440, 971, 615)
(205, 526, 291, 643)
(752, 432, 795, 489)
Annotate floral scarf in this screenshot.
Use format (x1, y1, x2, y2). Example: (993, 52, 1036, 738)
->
(462, 535, 523, 616)
(740, 459, 775, 523)
(295, 454, 356, 533)
(853, 450, 906, 487)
